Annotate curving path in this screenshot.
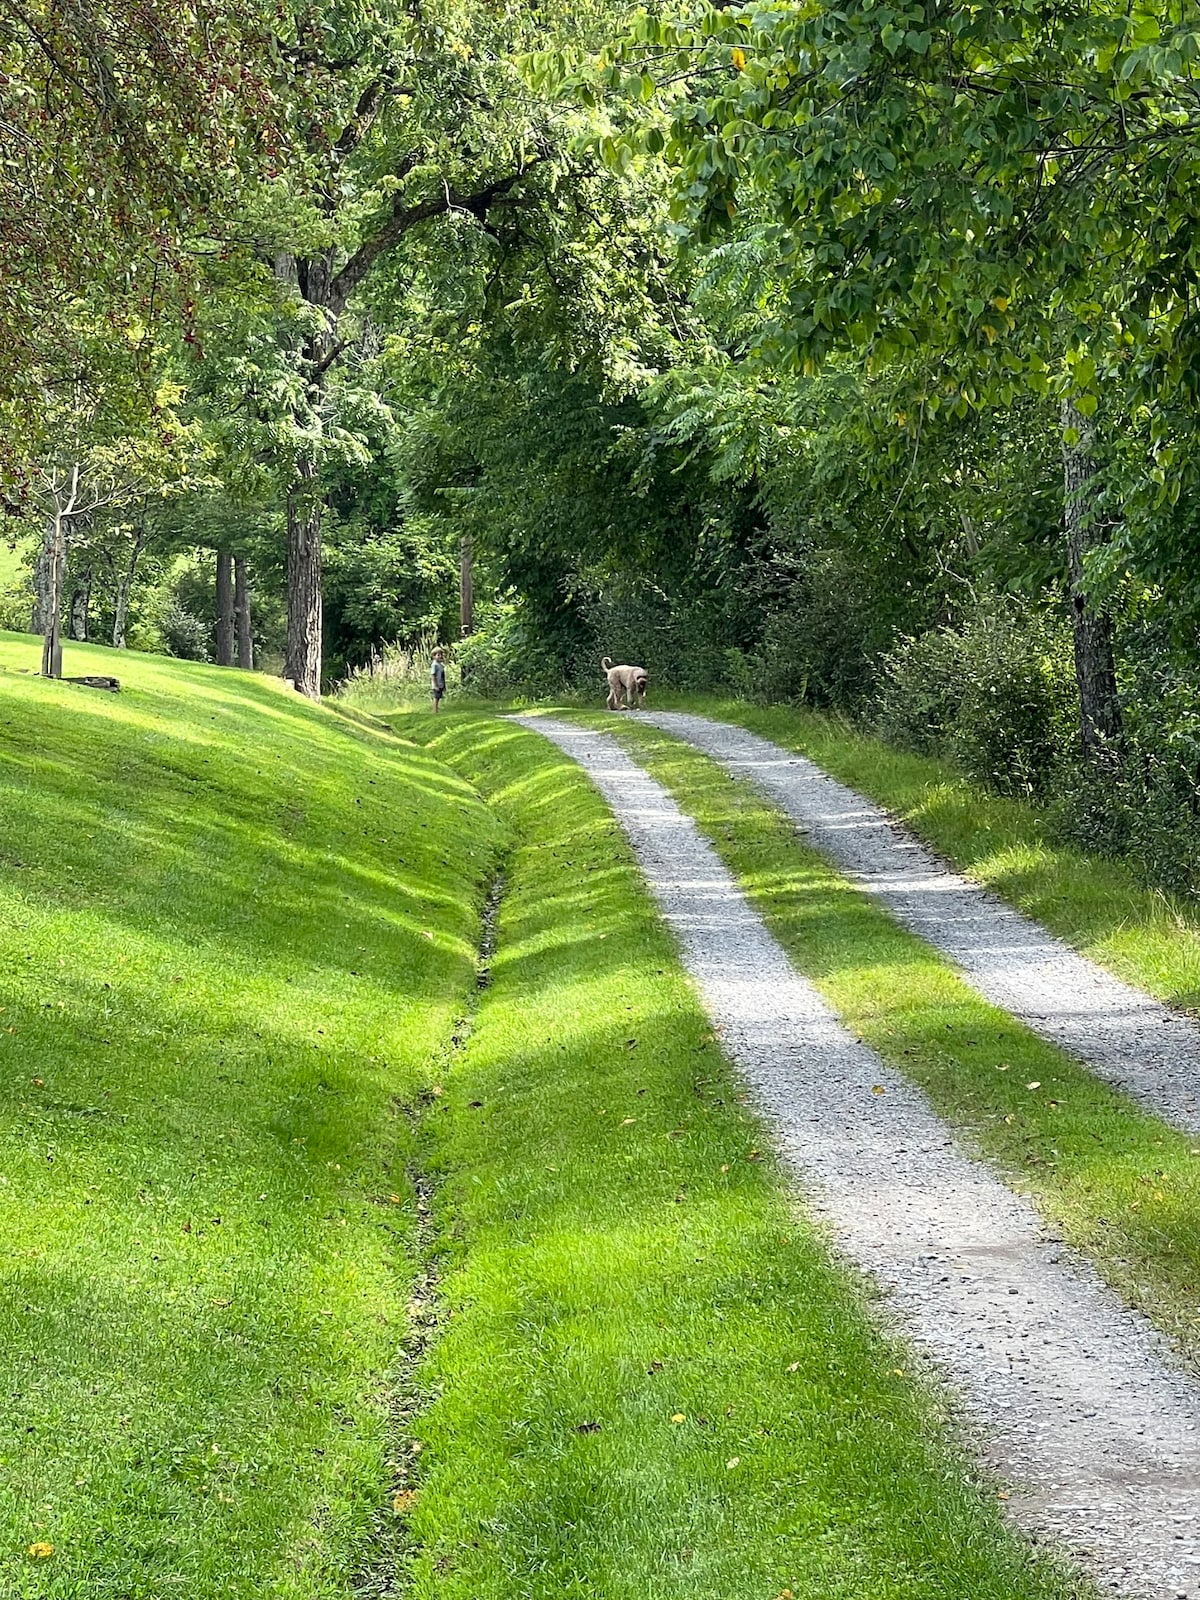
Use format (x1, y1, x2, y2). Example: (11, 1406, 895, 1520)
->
(640, 709, 1200, 1140)
(515, 714, 1200, 1600)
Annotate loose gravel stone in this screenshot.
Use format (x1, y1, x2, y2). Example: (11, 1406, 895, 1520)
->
(517, 715, 1200, 1600)
(640, 709, 1200, 1138)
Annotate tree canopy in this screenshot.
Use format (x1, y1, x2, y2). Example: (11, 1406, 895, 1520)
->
(4, 0, 1200, 888)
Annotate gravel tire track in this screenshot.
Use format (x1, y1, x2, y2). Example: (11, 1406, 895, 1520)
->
(515, 715, 1200, 1600)
(639, 709, 1200, 1139)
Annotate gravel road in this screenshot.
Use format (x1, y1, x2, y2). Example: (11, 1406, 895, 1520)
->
(516, 715, 1200, 1600)
(639, 709, 1200, 1139)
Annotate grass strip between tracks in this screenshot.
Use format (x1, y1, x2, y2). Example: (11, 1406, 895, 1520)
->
(666, 698, 1200, 1013)
(399, 710, 1083, 1600)
(594, 713, 1200, 1371)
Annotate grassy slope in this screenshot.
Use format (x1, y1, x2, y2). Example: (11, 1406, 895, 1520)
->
(0, 634, 501, 1598)
(395, 710, 1084, 1600)
(659, 697, 1200, 1012)
(597, 715, 1200, 1367)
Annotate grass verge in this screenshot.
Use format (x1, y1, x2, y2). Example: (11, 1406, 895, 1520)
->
(592, 713, 1200, 1371)
(391, 708, 1085, 1600)
(660, 697, 1200, 1013)
(0, 633, 501, 1598)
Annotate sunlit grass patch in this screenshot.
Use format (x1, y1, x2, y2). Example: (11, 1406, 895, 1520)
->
(0, 633, 501, 1598)
(601, 715, 1200, 1371)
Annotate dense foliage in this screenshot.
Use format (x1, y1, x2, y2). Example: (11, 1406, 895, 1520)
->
(3, 0, 1200, 890)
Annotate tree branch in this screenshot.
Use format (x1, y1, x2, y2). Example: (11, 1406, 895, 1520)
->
(328, 161, 543, 315)
(333, 71, 406, 162)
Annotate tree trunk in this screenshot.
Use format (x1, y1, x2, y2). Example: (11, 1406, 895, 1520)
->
(69, 565, 91, 642)
(41, 509, 66, 679)
(460, 535, 475, 638)
(31, 514, 54, 634)
(215, 548, 235, 666)
(112, 522, 146, 649)
(278, 249, 337, 700)
(285, 457, 323, 696)
(1061, 399, 1123, 763)
(234, 556, 253, 669)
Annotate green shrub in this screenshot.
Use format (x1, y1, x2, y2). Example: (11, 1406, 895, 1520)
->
(159, 601, 210, 662)
(875, 603, 1075, 796)
(1056, 621, 1200, 896)
(456, 602, 570, 699)
(0, 586, 31, 633)
(751, 547, 891, 708)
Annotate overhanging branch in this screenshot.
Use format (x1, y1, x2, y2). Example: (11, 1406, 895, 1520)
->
(327, 160, 543, 315)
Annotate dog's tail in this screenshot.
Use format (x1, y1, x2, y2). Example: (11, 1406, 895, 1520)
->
(601, 656, 613, 671)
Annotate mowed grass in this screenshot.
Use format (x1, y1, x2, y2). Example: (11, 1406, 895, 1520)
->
(663, 698, 1200, 1012)
(390, 709, 1086, 1600)
(596, 715, 1200, 1366)
(0, 634, 501, 1598)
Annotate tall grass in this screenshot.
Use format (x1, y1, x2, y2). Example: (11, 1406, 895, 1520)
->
(335, 636, 460, 710)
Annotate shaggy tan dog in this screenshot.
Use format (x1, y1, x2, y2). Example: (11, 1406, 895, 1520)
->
(602, 656, 648, 711)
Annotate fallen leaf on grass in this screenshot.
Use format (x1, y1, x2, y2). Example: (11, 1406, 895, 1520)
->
(393, 1490, 417, 1513)
(27, 1542, 53, 1559)
(620, 1117, 637, 1126)
(670, 1413, 686, 1424)
(1025, 1081, 1041, 1090)
(726, 1457, 740, 1469)
(786, 1362, 799, 1373)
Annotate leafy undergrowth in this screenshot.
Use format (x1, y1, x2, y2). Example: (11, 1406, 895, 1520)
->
(661, 697, 1200, 1013)
(0, 634, 501, 1598)
(395, 709, 1084, 1600)
(600, 715, 1200, 1368)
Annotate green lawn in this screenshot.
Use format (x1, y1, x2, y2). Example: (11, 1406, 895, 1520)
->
(0, 634, 501, 1598)
(661, 698, 1200, 1012)
(595, 714, 1200, 1367)
(388, 709, 1084, 1600)
(0, 644, 1101, 1598)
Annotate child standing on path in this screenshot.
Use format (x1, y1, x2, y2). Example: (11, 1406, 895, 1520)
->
(430, 647, 446, 713)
